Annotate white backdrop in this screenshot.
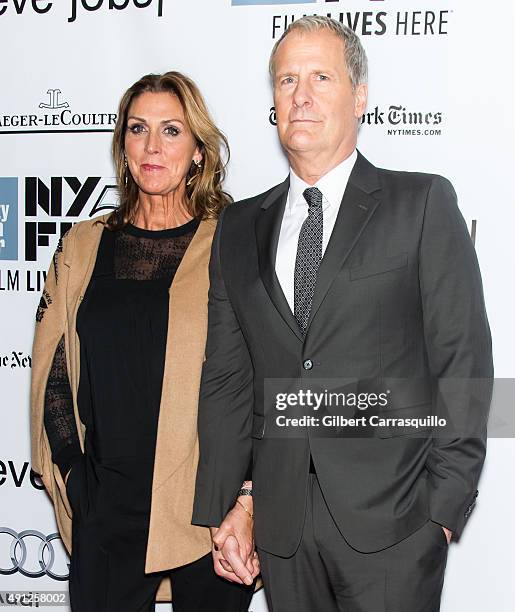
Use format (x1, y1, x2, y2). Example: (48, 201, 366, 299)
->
(1, 1, 514, 610)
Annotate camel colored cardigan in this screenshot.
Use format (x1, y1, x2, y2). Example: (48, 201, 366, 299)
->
(31, 213, 215, 601)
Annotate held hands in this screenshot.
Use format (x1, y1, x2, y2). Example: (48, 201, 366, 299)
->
(210, 497, 259, 585)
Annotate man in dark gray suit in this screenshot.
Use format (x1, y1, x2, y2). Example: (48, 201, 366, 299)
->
(193, 16, 492, 611)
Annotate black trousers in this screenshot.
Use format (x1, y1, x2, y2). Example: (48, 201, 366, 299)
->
(67, 461, 253, 612)
(69, 520, 253, 612)
(258, 475, 448, 612)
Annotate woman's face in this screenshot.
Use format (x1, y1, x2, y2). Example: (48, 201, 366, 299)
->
(124, 91, 201, 197)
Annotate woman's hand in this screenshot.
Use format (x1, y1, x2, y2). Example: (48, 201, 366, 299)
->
(209, 498, 259, 585)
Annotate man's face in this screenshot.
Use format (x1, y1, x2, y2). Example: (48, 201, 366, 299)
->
(273, 30, 367, 162)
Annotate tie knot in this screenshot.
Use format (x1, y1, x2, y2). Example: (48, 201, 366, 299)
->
(303, 187, 323, 210)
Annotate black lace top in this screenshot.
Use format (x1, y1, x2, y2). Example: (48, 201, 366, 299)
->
(43, 218, 199, 479)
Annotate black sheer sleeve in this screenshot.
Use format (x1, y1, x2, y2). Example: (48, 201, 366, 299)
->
(43, 335, 82, 480)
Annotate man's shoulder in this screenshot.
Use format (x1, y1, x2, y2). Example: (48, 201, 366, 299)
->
(375, 163, 454, 195)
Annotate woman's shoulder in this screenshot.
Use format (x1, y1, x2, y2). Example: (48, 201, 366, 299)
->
(61, 213, 110, 263)
(70, 212, 110, 237)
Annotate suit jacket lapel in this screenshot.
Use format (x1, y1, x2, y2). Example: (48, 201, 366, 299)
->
(306, 152, 382, 332)
(255, 178, 304, 342)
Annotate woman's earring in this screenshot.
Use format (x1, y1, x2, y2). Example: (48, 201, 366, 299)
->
(187, 158, 203, 186)
(124, 155, 128, 187)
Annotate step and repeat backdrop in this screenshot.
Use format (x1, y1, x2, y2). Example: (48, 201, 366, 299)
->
(1, 1, 514, 610)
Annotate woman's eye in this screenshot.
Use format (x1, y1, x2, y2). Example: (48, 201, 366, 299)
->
(165, 126, 180, 136)
(128, 124, 145, 134)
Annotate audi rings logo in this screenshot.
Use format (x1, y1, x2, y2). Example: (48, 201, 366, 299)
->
(0, 528, 69, 581)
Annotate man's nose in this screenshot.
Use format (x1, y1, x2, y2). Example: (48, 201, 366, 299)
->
(292, 79, 313, 108)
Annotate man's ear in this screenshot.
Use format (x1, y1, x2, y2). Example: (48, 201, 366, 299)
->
(354, 83, 368, 119)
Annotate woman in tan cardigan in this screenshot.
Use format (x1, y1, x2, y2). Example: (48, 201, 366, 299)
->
(30, 72, 255, 611)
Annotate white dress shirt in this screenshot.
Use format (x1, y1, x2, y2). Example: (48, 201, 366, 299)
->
(275, 149, 358, 312)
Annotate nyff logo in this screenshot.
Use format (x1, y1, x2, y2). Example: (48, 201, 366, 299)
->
(0, 178, 18, 261)
(25, 176, 118, 261)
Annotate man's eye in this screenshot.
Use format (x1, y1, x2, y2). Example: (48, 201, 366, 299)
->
(281, 76, 295, 85)
(165, 126, 180, 136)
(128, 124, 145, 134)
(317, 74, 329, 81)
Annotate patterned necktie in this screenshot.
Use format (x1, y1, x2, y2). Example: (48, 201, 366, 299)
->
(294, 187, 324, 335)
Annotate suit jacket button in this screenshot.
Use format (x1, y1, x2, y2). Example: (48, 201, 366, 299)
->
(303, 359, 313, 370)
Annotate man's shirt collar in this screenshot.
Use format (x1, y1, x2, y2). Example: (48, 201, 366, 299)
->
(287, 149, 358, 213)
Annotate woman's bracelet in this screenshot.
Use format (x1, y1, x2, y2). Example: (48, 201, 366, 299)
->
(235, 499, 254, 520)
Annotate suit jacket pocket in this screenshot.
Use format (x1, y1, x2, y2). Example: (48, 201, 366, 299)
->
(251, 413, 265, 439)
(349, 253, 408, 281)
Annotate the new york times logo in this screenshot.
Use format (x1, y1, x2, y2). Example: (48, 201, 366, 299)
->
(0, 89, 116, 134)
(0, 350, 31, 369)
(0, 0, 163, 23)
(363, 105, 443, 137)
(269, 104, 444, 137)
(24, 176, 119, 261)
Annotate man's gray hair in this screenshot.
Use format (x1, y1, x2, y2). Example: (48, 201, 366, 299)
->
(269, 16, 368, 91)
